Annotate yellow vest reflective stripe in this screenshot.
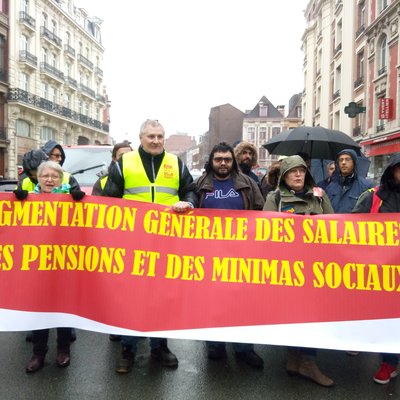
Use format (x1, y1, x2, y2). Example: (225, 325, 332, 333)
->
(122, 151, 180, 205)
(100, 175, 108, 190)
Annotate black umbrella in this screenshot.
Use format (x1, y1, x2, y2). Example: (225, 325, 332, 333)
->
(263, 126, 361, 160)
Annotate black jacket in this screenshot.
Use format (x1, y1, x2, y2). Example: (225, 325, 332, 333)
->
(103, 146, 198, 207)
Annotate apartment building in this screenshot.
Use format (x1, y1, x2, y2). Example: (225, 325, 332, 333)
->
(5, 0, 110, 179)
(242, 95, 302, 169)
(302, 0, 400, 181)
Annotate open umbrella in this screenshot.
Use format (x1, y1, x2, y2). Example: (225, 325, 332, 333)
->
(263, 126, 361, 160)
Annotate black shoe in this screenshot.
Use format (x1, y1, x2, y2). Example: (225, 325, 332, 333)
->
(208, 345, 227, 361)
(151, 341, 178, 367)
(109, 334, 122, 342)
(116, 347, 135, 373)
(235, 350, 264, 369)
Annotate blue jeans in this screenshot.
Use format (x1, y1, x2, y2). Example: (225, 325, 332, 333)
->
(121, 335, 165, 353)
(207, 341, 254, 353)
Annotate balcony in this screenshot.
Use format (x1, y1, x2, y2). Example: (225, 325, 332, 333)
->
(80, 84, 95, 98)
(356, 25, 365, 38)
(334, 42, 342, 56)
(64, 44, 75, 58)
(78, 54, 93, 70)
(354, 76, 364, 88)
(64, 76, 78, 90)
(95, 66, 103, 77)
(376, 124, 385, 132)
(19, 50, 37, 69)
(332, 90, 341, 101)
(19, 11, 35, 30)
(40, 26, 62, 47)
(378, 66, 387, 76)
(40, 62, 64, 82)
(96, 94, 106, 103)
(7, 87, 109, 132)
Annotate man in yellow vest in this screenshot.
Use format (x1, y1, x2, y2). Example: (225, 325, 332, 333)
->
(103, 119, 198, 374)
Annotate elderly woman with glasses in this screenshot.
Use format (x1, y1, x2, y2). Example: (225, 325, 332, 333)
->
(24, 160, 73, 373)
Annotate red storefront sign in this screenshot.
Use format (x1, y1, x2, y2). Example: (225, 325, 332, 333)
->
(379, 98, 393, 119)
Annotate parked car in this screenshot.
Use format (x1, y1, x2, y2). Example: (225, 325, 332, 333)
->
(62, 145, 113, 194)
(0, 179, 18, 192)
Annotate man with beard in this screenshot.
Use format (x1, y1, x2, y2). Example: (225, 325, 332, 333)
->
(234, 141, 263, 193)
(195, 142, 264, 368)
(353, 152, 400, 385)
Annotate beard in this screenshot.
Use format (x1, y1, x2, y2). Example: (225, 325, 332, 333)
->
(212, 165, 231, 180)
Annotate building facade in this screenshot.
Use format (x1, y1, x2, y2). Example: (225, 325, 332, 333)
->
(5, 0, 110, 179)
(242, 95, 302, 169)
(302, 0, 400, 182)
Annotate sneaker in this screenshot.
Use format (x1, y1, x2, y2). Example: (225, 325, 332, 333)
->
(116, 347, 135, 373)
(373, 362, 398, 384)
(207, 344, 227, 361)
(235, 350, 264, 369)
(151, 341, 178, 367)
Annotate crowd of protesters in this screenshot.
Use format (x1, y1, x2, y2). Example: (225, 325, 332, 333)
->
(11, 123, 399, 387)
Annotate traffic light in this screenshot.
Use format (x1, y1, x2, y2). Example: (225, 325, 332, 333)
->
(344, 102, 366, 118)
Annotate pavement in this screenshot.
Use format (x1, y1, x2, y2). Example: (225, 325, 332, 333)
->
(0, 329, 398, 400)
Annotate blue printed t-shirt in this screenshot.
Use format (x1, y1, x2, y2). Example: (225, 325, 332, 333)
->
(202, 177, 244, 210)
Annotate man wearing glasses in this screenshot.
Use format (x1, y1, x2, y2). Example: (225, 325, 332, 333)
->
(195, 142, 265, 368)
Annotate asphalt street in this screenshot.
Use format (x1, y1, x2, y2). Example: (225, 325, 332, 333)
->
(0, 329, 398, 400)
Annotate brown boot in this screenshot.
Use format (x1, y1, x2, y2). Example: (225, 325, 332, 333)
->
(298, 359, 334, 387)
(286, 348, 301, 375)
(26, 354, 45, 373)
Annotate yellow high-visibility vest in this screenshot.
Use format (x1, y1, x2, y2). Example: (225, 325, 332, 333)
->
(122, 151, 179, 205)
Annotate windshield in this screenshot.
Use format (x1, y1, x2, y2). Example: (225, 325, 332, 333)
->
(63, 147, 112, 188)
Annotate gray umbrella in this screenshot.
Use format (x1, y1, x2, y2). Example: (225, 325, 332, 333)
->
(263, 126, 361, 160)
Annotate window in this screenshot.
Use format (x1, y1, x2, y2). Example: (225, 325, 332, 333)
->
(48, 86, 56, 103)
(379, 0, 388, 13)
(20, 34, 28, 52)
(0, 35, 5, 73)
(21, 0, 28, 14)
(379, 36, 387, 74)
(16, 119, 31, 137)
(42, 12, 48, 28)
(51, 20, 57, 35)
(357, 51, 364, 79)
(247, 127, 255, 141)
(49, 52, 57, 68)
(64, 93, 71, 108)
(335, 65, 342, 93)
(40, 126, 56, 142)
(358, 2, 365, 30)
(259, 127, 267, 141)
(336, 20, 342, 49)
(19, 72, 29, 91)
(40, 82, 47, 98)
(65, 31, 71, 46)
(41, 47, 47, 63)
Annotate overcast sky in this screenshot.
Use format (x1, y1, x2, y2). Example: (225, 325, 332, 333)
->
(77, 1, 308, 146)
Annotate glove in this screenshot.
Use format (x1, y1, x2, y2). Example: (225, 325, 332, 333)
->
(13, 189, 29, 201)
(71, 190, 85, 201)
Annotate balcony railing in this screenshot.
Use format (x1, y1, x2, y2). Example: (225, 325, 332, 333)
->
(96, 94, 106, 103)
(376, 124, 385, 132)
(40, 26, 62, 47)
(40, 62, 64, 81)
(334, 42, 342, 55)
(378, 66, 387, 76)
(78, 54, 93, 70)
(64, 76, 78, 89)
(95, 66, 103, 76)
(7, 88, 109, 133)
(80, 84, 95, 98)
(356, 25, 365, 38)
(19, 11, 35, 29)
(64, 44, 75, 58)
(354, 76, 364, 88)
(332, 90, 341, 100)
(19, 50, 37, 68)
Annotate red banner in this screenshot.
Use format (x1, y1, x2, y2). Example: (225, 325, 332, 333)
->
(0, 193, 399, 351)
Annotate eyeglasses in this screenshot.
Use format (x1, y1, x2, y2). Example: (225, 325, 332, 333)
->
(213, 157, 233, 164)
(50, 153, 63, 159)
(39, 174, 61, 181)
